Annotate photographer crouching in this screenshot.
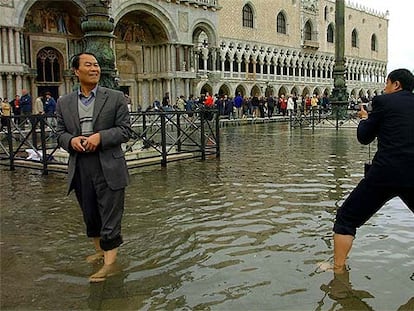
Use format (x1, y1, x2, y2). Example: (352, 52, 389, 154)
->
(332, 68, 414, 273)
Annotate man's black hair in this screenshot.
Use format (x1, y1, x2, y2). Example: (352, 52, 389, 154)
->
(70, 52, 98, 70)
(387, 68, 414, 92)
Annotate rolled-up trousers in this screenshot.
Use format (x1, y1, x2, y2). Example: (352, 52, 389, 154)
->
(73, 152, 124, 251)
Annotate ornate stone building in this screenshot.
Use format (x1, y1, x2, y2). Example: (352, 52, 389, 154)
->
(0, 0, 387, 110)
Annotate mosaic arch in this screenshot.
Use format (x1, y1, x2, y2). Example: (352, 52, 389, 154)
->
(18, 0, 85, 27)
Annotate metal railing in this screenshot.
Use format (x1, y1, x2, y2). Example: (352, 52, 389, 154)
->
(289, 105, 360, 130)
(0, 108, 220, 174)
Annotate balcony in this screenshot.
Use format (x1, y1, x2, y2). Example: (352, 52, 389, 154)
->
(173, 0, 219, 9)
(302, 40, 319, 50)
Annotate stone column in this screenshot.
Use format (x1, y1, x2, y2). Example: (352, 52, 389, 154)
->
(15, 30, 21, 65)
(8, 28, 15, 64)
(16, 75, 23, 95)
(0, 74, 3, 98)
(6, 74, 13, 99)
(171, 45, 176, 72)
(2, 28, 9, 64)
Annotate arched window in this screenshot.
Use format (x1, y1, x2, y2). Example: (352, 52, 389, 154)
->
(242, 4, 254, 28)
(351, 28, 358, 47)
(304, 21, 312, 40)
(371, 34, 377, 51)
(277, 12, 287, 34)
(36, 47, 62, 82)
(327, 23, 334, 43)
(324, 6, 328, 20)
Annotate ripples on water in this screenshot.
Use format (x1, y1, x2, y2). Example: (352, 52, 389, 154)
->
(1, 123, 413, 310)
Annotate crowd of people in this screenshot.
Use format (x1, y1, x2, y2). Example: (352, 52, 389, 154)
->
(0, 90, 56, 131)
(149, 91, 377, 120)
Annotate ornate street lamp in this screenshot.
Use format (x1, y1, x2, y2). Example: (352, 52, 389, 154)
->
(81, 0, 117, 89)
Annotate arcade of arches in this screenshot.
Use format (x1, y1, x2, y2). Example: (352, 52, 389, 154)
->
(0, 0, 386, 110)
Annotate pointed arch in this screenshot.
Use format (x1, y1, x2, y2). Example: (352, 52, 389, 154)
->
(242, 3, 254, 28)
(352, 28, 358, 48)
(276, 11, 287, 34)
(327, 23, 334, 43)
(371, 34, 378, 51)
(304, 20, 313, 41)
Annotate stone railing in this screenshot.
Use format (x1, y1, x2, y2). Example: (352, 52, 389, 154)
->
(169, 0, 219, 8)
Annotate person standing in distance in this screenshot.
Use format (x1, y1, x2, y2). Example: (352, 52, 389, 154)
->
(333, 68, 414, 273)
(56, 52, 132, 282)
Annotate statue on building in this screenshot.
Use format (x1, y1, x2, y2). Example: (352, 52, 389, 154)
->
(302, 0, 318, 12)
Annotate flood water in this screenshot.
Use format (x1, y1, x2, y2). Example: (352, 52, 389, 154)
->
(1, 122, 413, 311)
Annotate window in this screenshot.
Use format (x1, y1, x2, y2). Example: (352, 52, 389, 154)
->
(304, 21, 312, 40)
(276, 12, 287, 34)
(371, 34, 377, 51)
(242, 4, 254, 28)
(36, 48, 61, 82)
(324, 6, 328, 20)
(327, 23, 334, 43)
(351, 28, 358, 47)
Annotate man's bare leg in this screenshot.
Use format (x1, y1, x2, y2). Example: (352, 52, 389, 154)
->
(333, 233, 354, 273)
(86, 237, 104, 263)
(89, 248, 120, 282)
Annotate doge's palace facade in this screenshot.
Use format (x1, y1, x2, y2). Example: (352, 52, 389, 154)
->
(0, 0, 387, 110)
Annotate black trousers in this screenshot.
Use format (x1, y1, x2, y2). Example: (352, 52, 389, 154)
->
(334, 178, 414, 236)
(73, 152, 124, 251)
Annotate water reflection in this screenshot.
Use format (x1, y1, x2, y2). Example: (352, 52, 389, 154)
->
(1, 123, 413, 310)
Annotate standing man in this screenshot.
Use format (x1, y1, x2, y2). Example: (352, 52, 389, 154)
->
(44, 92, 57, 127)
(56, 52, 132, 282)
(20, 89, 32, 115)
(33, 94, 45, 116)
(10, 95, 21, 126)
(333, 68, 414, 273)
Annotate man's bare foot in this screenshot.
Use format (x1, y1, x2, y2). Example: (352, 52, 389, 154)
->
(86, 251, 104, 263)
(89, 263, 121, 283)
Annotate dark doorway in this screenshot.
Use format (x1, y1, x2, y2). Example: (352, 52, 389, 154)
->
(37, 86, 59, 100)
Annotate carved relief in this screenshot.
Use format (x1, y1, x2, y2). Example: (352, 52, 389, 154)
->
(302, 0, 317, 12)
(0, 0, 14, 8)
(179, 12, 189, 32)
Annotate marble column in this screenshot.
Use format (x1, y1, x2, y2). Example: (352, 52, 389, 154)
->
(2, 28, 9, 64)
(15, 30, 21, 64)
(6, 74, 13, 99)
(8, 28, 15, 64)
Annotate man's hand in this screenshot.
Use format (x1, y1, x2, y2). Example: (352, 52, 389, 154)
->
(358, 104, 369, 120)
(71, 136, 87, 152)
(83, 133, 101, 152)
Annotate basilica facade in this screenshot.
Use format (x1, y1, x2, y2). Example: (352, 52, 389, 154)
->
(0, 0, 388, 110)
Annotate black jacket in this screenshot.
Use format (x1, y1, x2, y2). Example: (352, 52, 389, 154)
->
(357, 90, 414, 186)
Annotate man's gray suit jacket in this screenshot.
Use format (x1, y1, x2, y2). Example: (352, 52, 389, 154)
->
(56, 86, 132, 193)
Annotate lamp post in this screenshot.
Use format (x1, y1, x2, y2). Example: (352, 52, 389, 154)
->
(330, 0, 349, 129)
(81, 0, 117, 89)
